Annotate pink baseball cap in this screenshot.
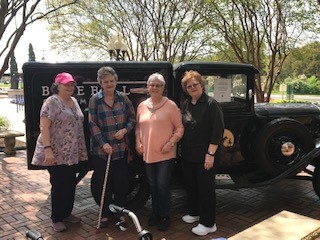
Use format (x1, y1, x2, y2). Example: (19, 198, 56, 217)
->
(54, 72, 76, 84)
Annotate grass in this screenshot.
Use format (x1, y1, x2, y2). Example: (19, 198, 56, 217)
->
(0, 82, 24, 91)
(270, 99, 310, 104)
(0, 82, 10, 88)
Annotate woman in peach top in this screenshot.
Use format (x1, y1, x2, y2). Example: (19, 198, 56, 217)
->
(136, 73, 184, 231)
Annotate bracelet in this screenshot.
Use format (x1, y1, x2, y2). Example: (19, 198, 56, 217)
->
(207, 151, 215, 157)
(44, 145, 52, 149)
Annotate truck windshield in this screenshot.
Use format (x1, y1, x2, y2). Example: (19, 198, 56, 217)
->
(203, 74, 247, 103)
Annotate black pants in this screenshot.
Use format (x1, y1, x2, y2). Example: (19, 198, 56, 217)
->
(93, 156, 128, 218)
(48, 164, 77, 223)
(183, 161, 216, 227)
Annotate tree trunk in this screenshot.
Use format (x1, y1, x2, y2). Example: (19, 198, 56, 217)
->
(10, 76, 19, 89)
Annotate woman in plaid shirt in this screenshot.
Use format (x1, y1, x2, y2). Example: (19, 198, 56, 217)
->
(88, 66, 135, 230)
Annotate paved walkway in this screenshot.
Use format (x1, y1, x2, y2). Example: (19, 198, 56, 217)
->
(1, 149, 320, 240)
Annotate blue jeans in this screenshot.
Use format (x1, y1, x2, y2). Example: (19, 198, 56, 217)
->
(145, 159, 173, 218)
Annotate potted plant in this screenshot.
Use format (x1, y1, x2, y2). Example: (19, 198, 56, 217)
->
(0, 116, 10, 132)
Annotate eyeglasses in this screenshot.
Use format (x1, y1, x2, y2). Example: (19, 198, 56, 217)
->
(186, 82, 200, 89)
(148, 84, 163, 88)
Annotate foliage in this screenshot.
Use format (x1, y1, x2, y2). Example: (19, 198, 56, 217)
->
(28, 43, 36, 61)
(10, 53, 19, 89)
(3, 0, 317, 103)
(0, 116, 11, 131)
(0, 0, 78, 79)
(48, 0, 213, 62)
(290, 76, 320, 95)
(280, 42, 320, 80)
(199, 0, 320, 102)
(273, 74, 320, 96)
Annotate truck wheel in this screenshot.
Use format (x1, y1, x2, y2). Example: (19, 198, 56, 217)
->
(126, 156, 150, 209)
(312, 165, 320, 199)
(90, 156, 150, 210)
(254, 118, 314, 176)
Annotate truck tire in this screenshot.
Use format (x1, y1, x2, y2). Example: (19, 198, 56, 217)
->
(312, 165, 320, 199)
(126, 156, 150, 209)
(254, 118, 314, 176)
(90, 156, 150, 210)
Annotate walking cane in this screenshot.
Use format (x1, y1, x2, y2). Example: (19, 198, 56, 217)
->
(96, 153, 111, 233)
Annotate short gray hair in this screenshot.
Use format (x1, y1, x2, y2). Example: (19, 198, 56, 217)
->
(147, 73, 166, 86)
(97, 66, 118, 84)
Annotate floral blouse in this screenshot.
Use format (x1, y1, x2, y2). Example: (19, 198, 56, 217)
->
(32, 95, 88, 166)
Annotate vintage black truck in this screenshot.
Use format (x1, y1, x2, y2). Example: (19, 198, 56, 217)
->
(23, 61, 320, 209)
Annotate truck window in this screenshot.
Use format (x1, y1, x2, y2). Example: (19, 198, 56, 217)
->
(204, 74, 247, 103)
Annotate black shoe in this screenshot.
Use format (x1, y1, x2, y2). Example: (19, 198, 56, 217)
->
(148, 213, 160, 226)
(158, 217, 169, 231)
(116, 218, 128, 231)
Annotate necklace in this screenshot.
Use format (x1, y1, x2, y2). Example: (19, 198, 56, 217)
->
(147, 97, 163, 114)
(149, 101, 157, 114)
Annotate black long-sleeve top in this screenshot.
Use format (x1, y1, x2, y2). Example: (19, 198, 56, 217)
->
(181, 92, 225, 163)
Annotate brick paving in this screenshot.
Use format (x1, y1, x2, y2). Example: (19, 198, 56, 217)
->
(1, 150, 320, 240)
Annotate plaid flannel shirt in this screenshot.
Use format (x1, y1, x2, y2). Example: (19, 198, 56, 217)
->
(88, 90, 136, 160)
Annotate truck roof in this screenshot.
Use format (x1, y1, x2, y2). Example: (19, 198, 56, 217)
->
(22, 61, 173, 70)
(173, 61, 259, 74)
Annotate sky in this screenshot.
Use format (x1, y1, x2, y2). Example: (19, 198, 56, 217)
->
(9, 20, 62, 72)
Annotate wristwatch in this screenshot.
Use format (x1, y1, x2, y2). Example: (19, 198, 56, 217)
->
(207, 151, 215, 156)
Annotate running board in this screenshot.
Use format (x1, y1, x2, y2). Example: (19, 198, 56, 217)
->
(216, 146, 320, 189)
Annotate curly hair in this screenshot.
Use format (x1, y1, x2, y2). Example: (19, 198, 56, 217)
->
(181, 70, 205, 93)
(147, 73, 166, 86)
(97, 66, 118, 84)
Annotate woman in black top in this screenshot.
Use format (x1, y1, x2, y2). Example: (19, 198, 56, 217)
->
(180, 70, 224, 236)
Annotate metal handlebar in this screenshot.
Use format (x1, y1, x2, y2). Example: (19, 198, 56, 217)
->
(109, 204, 153, 240)
(26, 230, 44, 240)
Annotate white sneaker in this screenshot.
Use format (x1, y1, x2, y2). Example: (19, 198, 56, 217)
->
(192, 223, 217, 236)
(182, 215, 200, 223)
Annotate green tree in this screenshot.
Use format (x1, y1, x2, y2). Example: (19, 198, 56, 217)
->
(0, 0, 78, 79)
(43, 0, 319, 102)
(28, 43, 36, 61)
(48, 0, 211, 62)
(199, 0, 319, 102)
(10, 52, 19, 89)
(280, 42, 320, 80)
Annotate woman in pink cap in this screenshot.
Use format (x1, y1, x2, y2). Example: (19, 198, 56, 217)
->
(32, 72, 88, 232)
